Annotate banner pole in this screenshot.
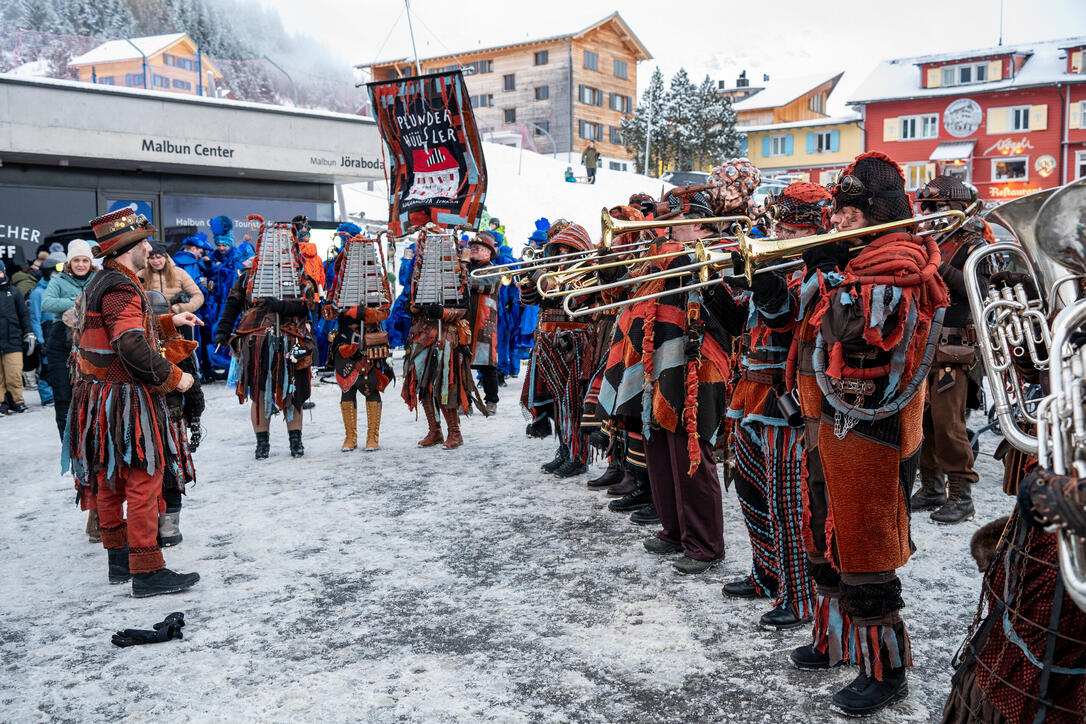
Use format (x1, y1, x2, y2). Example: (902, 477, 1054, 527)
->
(405, 0, 423, 76)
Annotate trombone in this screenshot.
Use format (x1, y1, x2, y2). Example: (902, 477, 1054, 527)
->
(600, 208, 751, 250)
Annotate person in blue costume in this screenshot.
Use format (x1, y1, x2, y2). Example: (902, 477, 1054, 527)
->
(494, 233, 522, 380)
(514, 218, 549, 370)
(203, 216, 242, 377)
(386, 236, 417, 349)
(172, 233, 213, 297)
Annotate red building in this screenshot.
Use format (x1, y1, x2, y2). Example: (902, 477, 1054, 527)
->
(850, 36, 1086, 202)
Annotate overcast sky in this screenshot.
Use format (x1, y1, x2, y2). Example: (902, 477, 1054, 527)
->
(271, 0, 1084, 112)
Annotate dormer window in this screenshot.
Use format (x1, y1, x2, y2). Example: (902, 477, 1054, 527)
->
(941, 62, 988, 86)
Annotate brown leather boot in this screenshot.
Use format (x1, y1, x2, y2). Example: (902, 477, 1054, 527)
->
(86, 509, 101, 543)
(442, 407, 463, 449)
(417, 401, 444, 447)
(365, 401, 381, 451)
(340, 400, 358, 451)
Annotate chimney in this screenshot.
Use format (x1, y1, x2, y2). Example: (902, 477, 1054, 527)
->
(763, 73, 770, 82)
(736, 70, 748, 88)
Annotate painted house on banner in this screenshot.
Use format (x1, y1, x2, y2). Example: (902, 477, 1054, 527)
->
(850, 36, 1086, 200)
(365, 13, 652, 172)
(68, 33, 222, 96)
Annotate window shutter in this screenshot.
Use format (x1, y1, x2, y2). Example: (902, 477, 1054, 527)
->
(1072, 50, 1083, 74)
(987, 107, 1008, 134)
(1029, 104, 1048, 131)
(761, 136, 771, 157)
(925, 68, 941, 88)
(883, 117, 899, 142)
(1071, 104, 1082, 130)
(806, 133, 816, 154)
(830, 130, 840, 152)
(784, 135, 794, 156)
(988, 60, 1003, 81)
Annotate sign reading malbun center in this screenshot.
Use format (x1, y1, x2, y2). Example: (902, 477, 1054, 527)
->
(943, 98, 983, 138)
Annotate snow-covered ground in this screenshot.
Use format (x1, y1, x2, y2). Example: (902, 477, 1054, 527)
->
(1, 364, 1006, 722)
(342, 141, 672, 255)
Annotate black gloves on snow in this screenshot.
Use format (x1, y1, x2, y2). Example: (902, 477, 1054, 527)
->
(111, 612, 185, 648)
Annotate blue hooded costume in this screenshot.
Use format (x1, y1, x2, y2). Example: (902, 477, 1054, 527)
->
(386, 240, 416, 349)
(202, 215, 242, 373)
(510, 218, 549, 370)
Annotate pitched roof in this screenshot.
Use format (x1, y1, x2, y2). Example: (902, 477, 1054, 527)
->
(731, 72, 843, 112)
(849, 35, 1086, 104)
(69, 33, 188, 66)
(368, 12, 651, 69)
(738, 112, 862, 133)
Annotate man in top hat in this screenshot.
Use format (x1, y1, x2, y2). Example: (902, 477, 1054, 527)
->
(66, 208, 202, 597)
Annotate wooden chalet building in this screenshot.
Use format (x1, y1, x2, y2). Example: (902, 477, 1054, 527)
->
(68, 33, 221, 96)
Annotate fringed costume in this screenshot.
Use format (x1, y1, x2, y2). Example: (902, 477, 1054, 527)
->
(467, 231, 502, 411)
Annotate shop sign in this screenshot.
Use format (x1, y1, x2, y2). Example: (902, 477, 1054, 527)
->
(983, 137, 1035, 156)
(989, 185, 1042, 199)
(943, 98, 983, 138)
(1035, 155, 1057, 178)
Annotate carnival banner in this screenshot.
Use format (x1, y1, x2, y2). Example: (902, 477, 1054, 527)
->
(366, 70, 487, 235)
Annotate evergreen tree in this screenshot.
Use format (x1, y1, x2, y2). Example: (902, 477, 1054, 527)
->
(689, 74, 742, 169)
(19, 0, 66, 34)
(663, 67, 698, 171)
(620, 66, 665, 177)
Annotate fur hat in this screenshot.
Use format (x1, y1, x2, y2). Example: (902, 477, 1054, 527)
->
(209, 215, 233, 238)
(707, 159, 761, 215)
(89, 208, 156, 258)
(833, 151, 911, 224)
(529, 217, 550, 243)
(67, 239, 94, 261)
(769, 182, 832, 230)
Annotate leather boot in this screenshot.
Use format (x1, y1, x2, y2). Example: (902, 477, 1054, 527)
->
(910, 469, 945, 511)
(107, 546, 131, 584)
(442, 407, 463, 449)
(587, 457, 624, 490)
(931, 477, 975, 524)
(132, 567, 200, 598)
(418, 401, 444, 447)
(541, 445, 569, 473)
(606, 468, 640, 497)
(86, 509, 101, 543)
(255, 431, 270, 460)
(365, 401, 381, 451)
(831, 668, 908, 716)
(288, 429, 304, 458)
(340, 400, 357, 451)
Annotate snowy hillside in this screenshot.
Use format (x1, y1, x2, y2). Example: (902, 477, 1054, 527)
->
(342, 142, 672, 251)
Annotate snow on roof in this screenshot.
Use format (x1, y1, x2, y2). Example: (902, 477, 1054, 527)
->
(69, 33, 187, 66)
(738, 113, 862, 133)
(850, 35, 1086, 104)
(731, 72, 842, 112)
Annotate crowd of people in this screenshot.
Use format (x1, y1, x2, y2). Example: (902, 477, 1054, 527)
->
(10, 148, 1083, 719)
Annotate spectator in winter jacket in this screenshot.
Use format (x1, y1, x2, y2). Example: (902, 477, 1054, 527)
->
(581, 142, 600, 184)
(41, 240, 96, 439)
(565, 167, 576, 183)
(0, 265, 32, 414)
(138, 242, 205, 315)
(28, 251, 65, 406)
(11, 262, 41, 298)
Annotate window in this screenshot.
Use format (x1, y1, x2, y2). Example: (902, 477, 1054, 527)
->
(125, 72, 145, 87)
(938, 61, 991, 87)
(584, 51, 598, 71)
(162, 53, 197, 71)
(1076, 150, 1086, 180)
(608, 161, 628, 171)
(96, 76, 115, 85)
(992, 157, 1028, 181)
(903, 162, 933, 190)
(608, 93, 632, 113)
(465, 59, 493, 75)
(171, 78, 191, 90)
(808, 93, 825, 114)
(504, 108, 516, 123)
(578, 119, 603, 141)
(1010, 106, 1030, 131)
(534, 50, 548, 66)
(503, 74, 515, 91)
(613, 59, 627, 79)
(900, 113, 938, 140)
(535, 86, 549, 101)
(766, 134, 792, 157)
(578, 85, 602, 106)
(814, 131, 832, 153)
(471, 94, 493, 108)
(534, 120, 550, 135)
(609, 125, 623, 145)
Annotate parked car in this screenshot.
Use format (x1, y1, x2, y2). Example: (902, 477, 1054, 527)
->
(660, 170, 709, 186)
(753, 179, 789, 206)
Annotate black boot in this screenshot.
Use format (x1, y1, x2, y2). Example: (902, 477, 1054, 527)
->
(554, 458, 588, 478)
(541, 445, 569, 474)
(721, 576, 759, 599)
(759, 603, 810, 631)
(831, 668, 909, 717)
(288, 429, 304, 458)
(790, 644, 837, 670)
(629, 503, 659, 525)
(930, 478, 975, 524)
(606, 468, 641, 498)
(108, 547, 131, 585)
(255, 431, 270, 460)
(587, 458, 624, 490)
(910, 469, 945, 510)
(608, 472, 652, 512)
(132, 568, 201, 598)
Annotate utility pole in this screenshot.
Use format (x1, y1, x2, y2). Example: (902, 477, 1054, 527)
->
(998, 0, 1004, 46)
(405, 0, 422, 76)
(263, 55, 297, 106)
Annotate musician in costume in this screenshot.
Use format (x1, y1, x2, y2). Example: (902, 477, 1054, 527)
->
(519, 221, 598, 478)
(326, 231, 394, 452)
(213, 217, 317, 460)
(941, 466, 1086, 723)
(800, 152, 949, 715)
(402, 227, 485, 450)
(722, 181, 826, 632)
(64, 208, 201, 597)
(910, 176, 987, 524)
(466, 231, 502, 415)
(597, 190, 747, 574)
